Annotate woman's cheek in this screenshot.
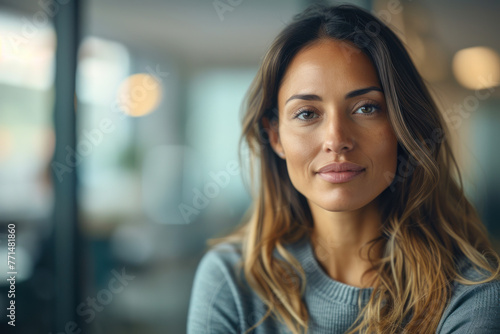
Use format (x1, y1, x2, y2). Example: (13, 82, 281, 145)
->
(282, 131, 318, 163)
(373, 128, 398, 175)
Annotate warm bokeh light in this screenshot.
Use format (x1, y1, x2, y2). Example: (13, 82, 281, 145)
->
(116, 73, 162, 117)
(452, 46, 500, 90)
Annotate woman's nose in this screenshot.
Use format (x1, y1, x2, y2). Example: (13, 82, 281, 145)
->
(322, 114, 354, 154)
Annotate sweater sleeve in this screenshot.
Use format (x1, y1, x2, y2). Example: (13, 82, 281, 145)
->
(187, 247, 243, 334)
(437, 279, 500, 334)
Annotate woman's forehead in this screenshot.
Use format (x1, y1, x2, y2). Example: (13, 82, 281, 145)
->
(278, 39, 380, 104)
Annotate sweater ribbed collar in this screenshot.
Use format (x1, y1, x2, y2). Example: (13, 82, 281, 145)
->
(286, 235, 374, 306)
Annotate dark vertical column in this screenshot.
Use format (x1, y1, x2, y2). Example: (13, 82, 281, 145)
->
(51, 0, 81, 332)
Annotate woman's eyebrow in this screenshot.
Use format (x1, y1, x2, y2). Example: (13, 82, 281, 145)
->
(285, 86, 383, 105)
(345, 86, 383, 99)
(285, 94, 321, 105)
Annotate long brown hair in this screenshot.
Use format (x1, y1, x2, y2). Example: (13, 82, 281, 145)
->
(207, 3, 500, 333)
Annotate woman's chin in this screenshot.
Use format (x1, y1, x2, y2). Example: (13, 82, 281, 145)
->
(311, 200, 367, 213)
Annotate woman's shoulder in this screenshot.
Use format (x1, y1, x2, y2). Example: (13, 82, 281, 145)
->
(450, 255, 500, 298)
(437, 257, 500, 333)
(190, 241, 247, 296)
(187, 241, 248, 334)
(197, 241, 244, 275)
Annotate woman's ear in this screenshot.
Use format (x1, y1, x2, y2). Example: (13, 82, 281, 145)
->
(262, 116, 285, 159)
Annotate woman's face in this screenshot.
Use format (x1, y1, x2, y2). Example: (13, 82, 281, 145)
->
(269, 38, 398, 212)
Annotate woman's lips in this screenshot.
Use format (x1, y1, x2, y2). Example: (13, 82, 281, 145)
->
(316, 169, 365, 183)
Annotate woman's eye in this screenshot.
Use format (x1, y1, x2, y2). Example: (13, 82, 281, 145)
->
(354, 104, 381, 115)
(295, 109, 318, 120)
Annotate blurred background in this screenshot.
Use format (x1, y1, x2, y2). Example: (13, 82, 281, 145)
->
(0, 0, 499, 333)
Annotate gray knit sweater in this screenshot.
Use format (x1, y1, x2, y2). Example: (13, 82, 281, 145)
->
(187, 236, 500, 333)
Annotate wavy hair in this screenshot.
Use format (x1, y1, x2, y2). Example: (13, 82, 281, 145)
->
(207, 3, 500, 333)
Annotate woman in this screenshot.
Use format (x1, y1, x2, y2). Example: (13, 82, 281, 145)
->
(187, 3, 500, 334)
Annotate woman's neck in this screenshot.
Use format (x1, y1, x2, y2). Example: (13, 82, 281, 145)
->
(309, 199, 383, 288)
